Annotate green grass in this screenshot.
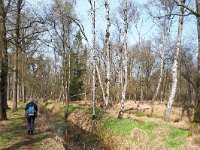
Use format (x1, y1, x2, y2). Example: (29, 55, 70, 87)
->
(101, 117, 135, 136)
(0, 133, 15, 144)
(168, 128, 188, 139)
(165, 139, 184, 148)
(0, 131, 22, 145)
(34, 133, 47, 139)
(10, 117, 25, 129)
(2, 102, 190, 149)
(137, 121, 158, 139)
(101, 117, 158, 137)
(100, 117, 189, 149)
(64, 105, 83, 114)
(0, 103, 27, 145)
(87, 108, 103, 119)
(164, 127, 188, 148)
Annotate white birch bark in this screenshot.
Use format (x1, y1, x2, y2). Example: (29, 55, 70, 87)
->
(89, 0, 96, 117)
(119, 0, 128, 117)
(151, 23, 168, 116)
(104, 0, 111, 110)
(165, 0, 185, 122)
(96, 64, 106, 103)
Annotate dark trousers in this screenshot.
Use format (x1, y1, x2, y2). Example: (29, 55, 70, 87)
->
(26, 116, 35, 132)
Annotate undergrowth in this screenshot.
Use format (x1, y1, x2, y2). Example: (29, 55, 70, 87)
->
(100, 116, 189, 149)
(64, 105, 83, 114)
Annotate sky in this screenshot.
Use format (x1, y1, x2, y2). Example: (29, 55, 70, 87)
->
(26, 0, 158, 45)
(26, 0, 197, 50)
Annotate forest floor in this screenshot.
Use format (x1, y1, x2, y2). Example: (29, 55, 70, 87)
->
(63, 100, 200, 150)
(1, 100, 200, 150)
(0, 102, 106, 150)
(0, 102, 65, 150)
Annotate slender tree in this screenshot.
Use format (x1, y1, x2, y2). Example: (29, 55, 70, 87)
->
(165, 0, 185, 122)
(89, 0, 96, 118)
(104, 0, 111, 111)
(118, 0, 128, 118)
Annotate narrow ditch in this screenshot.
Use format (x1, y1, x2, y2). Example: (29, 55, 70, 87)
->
(39, 104, 108, 150)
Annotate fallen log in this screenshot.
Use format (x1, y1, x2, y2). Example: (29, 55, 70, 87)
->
(122, 107, 149, 113)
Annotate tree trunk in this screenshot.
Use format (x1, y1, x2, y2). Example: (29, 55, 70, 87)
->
(0, 0, 8, 120)
(151, 24, 168, 116)
(96, 64, 106, 104)
(21, 55, 25, 102)
(165, 0, 185, 122)
(193, 0, 200, 122)
(104, 0, 111, 111)
(139, 66, 144, 103)
(152, 25, 168, 101)
(7, 73, 10, 101)
(118, 0, 128, 118)
(13, 0, 22, 111)
(89, 0, 96, 118)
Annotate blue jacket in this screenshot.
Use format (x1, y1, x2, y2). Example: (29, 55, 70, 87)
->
(25, 102, 38, 116)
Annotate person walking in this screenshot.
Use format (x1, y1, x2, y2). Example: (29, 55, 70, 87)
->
(25, 99, 38, 135)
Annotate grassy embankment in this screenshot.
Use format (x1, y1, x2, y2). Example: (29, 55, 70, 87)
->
(2, 101, 197, 150)
(63, 104, 191, 149)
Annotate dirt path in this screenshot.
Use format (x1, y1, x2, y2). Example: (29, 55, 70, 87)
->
(0, 104, 64, 150)
(0, 102, 107, 150)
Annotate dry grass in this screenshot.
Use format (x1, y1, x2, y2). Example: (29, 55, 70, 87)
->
(36, 100, 200, 150)
(68, 109, 93, 132)
(108, 100, 192, 129)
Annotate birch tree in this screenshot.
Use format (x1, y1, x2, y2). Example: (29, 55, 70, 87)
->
(118, 0, 128, 118)
(149, 0, 174, 101)
(165, 0, 185, 122)
(89, 0, 96, 118)
(144, 1, 174, 117)
(104, 0, 111, 111)
(172, 0, 200, 122)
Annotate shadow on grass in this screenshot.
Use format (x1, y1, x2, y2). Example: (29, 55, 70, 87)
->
(1, 134, 48, 150)
(0, 107, 48, 150)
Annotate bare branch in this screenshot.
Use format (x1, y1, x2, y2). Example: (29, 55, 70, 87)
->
(174, 0, 199, 16)
(7, 20, 44, 32)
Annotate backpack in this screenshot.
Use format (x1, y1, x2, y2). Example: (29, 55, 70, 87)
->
(27, 105, 35, 116)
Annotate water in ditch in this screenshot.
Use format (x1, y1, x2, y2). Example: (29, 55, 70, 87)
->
(40, 110, 107, 150)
